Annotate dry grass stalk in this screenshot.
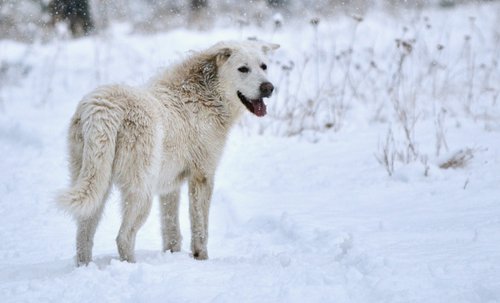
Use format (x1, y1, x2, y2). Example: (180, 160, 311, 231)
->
(439, 148, 475, 169)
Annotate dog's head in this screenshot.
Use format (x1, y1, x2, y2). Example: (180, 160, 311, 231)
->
(210, 41, 279, 117)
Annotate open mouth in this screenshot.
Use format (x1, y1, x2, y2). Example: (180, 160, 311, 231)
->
(237, 91, 267, 117)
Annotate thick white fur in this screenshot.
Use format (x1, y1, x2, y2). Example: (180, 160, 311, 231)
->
(57, 40, 279, 266)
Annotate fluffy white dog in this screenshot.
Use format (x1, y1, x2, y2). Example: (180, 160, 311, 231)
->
(57, 40, 279, 266)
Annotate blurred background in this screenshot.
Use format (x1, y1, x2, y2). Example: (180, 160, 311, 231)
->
(1, 0, 497, 41)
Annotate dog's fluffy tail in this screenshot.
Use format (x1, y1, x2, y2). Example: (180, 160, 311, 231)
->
(57, 96, 123, 219)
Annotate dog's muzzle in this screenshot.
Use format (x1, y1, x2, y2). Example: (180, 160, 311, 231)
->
(260, 82, 274, 98)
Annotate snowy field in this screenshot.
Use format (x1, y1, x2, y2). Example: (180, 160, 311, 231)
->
(1, 3, 500, 303)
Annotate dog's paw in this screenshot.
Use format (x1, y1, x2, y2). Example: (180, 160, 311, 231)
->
(165, 239, 182, 253)
(76, 252, 92, 267)
(192, 250, 208, 260)
(76, 258, 91, 267)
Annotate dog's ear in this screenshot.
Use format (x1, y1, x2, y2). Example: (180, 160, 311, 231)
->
(215, 48, 232, 67)
(262, 43, 280, 54)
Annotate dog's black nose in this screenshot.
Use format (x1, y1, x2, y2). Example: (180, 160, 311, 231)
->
(260, 82, 274, 97)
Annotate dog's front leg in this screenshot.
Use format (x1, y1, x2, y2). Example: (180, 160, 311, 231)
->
(160, 189, 182, 253)
(188, 172, 214, 260)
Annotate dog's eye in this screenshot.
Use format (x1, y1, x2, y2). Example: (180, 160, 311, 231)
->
(238, 66, 250, 73)
(260, 63, 267, 71)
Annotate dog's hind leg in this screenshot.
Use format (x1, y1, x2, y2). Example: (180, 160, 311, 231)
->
(76, 189, 109, 266)
(116, 189, 153, 263)
(160, 189, 182, 253)
(68, 116, 110, 266)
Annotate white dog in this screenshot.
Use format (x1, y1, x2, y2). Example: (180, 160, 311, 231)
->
(58, 40, 279, 266)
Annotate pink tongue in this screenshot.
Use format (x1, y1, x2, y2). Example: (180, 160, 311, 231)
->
(252, 100, 267, 117)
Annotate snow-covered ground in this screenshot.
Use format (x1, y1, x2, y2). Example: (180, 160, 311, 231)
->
(1, 3, 500, 303)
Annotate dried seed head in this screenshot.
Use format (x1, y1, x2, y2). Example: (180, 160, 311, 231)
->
(351, 15, 363, 22)
(274, 19, 282, 29)
(273, 13, 283, 29)
(395, 39, 413, 54)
